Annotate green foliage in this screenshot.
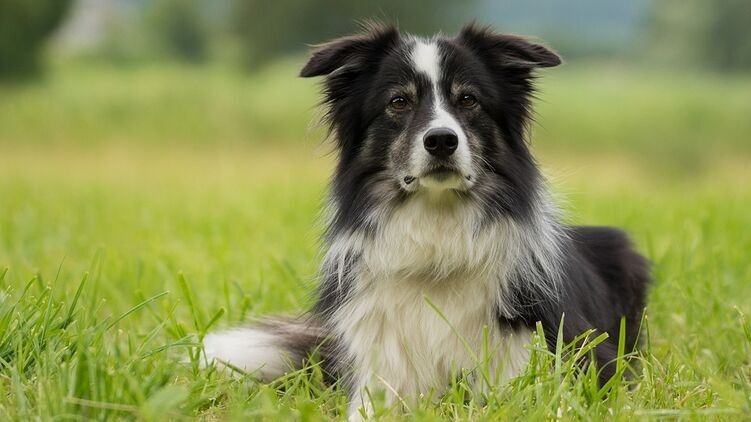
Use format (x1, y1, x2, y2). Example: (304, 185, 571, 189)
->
(0, 0, 72, 79)
(147, 0, 209, 63)
(229, 0, 465, 68)
(647, 0, 751, 71)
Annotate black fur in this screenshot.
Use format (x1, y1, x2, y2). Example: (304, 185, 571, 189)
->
(500, 226, 650, 383)
(299, 23, 650, 387)
(305, 23, 563, 238)
(205, 23, 651, 411)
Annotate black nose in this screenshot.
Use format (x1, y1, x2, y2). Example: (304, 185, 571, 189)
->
(423, 127, 458, 158)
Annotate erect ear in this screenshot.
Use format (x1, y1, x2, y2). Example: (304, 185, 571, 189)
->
(300, 23, 400, 78)
(457, 23, 562, 69)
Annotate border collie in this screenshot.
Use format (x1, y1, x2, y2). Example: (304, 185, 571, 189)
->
(203, 23, 650, 419)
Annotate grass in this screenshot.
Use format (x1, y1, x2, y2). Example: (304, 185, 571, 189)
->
(1, 61, 751, 420)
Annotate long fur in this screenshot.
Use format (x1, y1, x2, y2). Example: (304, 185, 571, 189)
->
(203, 23, 650, 419)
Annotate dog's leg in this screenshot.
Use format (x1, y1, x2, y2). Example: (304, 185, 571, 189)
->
(346, 374, 401, 421)
(346, 362, 423, 421)
(347, 396, 375, 422)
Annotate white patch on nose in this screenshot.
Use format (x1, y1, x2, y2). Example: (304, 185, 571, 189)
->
(410, 40, 473, 190)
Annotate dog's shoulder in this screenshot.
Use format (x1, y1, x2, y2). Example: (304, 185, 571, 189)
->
(566, 225, 650, 291)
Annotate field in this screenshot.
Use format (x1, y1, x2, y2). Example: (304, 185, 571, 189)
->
(1, 61, 750, 420)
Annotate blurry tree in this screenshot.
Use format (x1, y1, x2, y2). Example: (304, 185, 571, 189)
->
(229, 0, 468, 69)
(148, 0, 209, 63)
(0, 0, 73, 79)
(647, 0, 751, 71)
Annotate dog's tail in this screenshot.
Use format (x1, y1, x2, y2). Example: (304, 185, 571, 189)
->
(202, 317, 327, 381)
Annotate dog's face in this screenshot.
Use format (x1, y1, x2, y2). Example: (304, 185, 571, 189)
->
(358, 38, 492, 193)
(302, 24, 560, 227)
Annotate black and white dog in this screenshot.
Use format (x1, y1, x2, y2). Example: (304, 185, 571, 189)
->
(204, 23, 650, 418)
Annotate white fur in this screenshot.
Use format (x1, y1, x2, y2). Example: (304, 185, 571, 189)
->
(324, 193, 562, 418)
(411, 40, 441, 83)
(205, 190, 564, 419)
(202, 328, 293, 381)
(410, 40, 473, 187)
(204, 38, 566, 421)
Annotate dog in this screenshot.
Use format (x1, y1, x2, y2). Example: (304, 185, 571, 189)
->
(203, 23, 650, 419)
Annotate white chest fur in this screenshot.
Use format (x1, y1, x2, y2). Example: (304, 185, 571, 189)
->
(327, 196, 534, 408)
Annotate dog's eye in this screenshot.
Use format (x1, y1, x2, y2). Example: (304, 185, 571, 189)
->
(389, 96, 409, 111)
(459, 94, 478, 108)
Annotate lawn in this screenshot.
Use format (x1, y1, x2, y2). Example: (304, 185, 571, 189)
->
(1, 61, 750, 420)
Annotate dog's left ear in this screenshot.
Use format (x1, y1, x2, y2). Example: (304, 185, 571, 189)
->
(300, 23, 400, 78)
(457, 23, 561, 69)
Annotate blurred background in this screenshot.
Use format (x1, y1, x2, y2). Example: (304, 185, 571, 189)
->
(0, 0, 749, 164)
(1, 0, 750, 274)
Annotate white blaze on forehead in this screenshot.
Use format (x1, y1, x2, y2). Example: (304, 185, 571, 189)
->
(412, 40, 441, 85)
(408, 39, 473, 187)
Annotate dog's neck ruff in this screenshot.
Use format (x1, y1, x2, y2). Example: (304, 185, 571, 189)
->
(322, 189, 565, 318)
(319, 189, 565, 412)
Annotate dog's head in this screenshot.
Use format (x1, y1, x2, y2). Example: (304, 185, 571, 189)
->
(302, 23, 560, 227)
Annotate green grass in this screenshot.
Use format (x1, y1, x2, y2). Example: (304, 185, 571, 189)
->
(1, 61, 751, 420)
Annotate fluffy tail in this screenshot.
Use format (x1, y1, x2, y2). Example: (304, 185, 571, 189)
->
(202, 317, 326, 381)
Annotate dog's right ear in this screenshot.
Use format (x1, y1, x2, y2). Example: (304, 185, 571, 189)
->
(300, 23, 399, 78)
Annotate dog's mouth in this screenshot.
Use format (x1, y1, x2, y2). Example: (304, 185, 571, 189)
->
(423, 165, 458, 181)
(401, 165, 473, 191)
(402, 166, 459, 186)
